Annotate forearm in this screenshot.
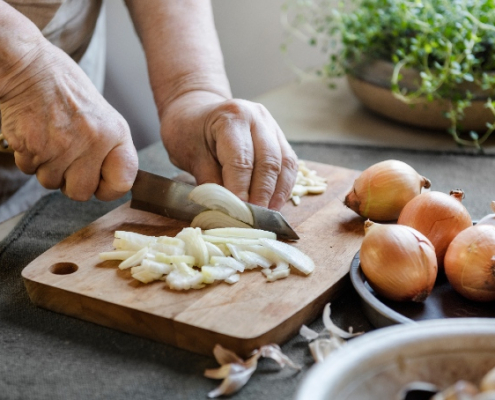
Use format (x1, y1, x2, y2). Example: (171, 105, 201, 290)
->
(124, 0, 232, 118)
(0, 1, 47, 99)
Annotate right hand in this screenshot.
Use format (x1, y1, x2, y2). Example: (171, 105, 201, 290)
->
(0, 41, 138, 202)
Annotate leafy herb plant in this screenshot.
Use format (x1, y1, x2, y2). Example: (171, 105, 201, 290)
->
(281, 0, 495, 149)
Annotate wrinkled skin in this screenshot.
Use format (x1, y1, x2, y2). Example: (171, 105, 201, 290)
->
(0, 41, 138, 202)
(0, 0, 298, 210)
(161, 91, 298, 210)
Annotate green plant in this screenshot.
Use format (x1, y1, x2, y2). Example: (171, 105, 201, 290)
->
(281, 0, 495, 149)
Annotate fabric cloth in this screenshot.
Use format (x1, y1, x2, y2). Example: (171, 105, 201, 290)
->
(0, 141, 494, 400)
(0, 0, 106, 223)
(6, 0, 102, 63)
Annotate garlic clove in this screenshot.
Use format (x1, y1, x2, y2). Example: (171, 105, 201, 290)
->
(205, 344, 299, 398)
(476, 201, 495, 227)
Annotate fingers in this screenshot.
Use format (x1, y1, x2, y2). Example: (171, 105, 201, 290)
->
(211, 100, 298, 210)
(268, 135, 298, 210)
(10, 115, 138, 202)
(95, 141, 139, 201)
(213, 115, 254, 202)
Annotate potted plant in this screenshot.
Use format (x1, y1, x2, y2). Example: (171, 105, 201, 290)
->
(281, 0, 495, 150)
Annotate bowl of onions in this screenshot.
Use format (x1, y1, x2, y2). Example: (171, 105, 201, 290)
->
(296, 318, 495, 400)
(345, 159, 495, 327)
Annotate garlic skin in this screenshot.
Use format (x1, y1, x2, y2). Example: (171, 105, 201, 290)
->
(476, 201, 495, 227)
(398, 190, 472, 267)
(444, 224, 495, 302)
(360, 221, 438, 302)
(344, 160, 431, 221)
(481, 365, 495, 392)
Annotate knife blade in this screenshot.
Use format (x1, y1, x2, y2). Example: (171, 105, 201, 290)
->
(130, 169, 299, 240)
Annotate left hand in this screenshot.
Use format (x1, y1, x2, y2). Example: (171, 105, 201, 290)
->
(160, 91, 298, 210)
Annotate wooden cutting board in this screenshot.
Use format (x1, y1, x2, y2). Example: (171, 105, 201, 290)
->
(21, 161, 364, 357)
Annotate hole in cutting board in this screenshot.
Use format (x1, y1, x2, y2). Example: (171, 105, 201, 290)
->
(50, 262, 79, 275)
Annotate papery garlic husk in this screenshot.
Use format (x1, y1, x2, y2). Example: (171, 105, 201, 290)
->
(430, 380, 479, 400)
(360, 221, 438, 302)
(444, 224, 495, 302)
(344, 160, 431, 221)
(481, 365, 495, 392)
(476, 201, 495, 227)
(398, 189, 472, 268)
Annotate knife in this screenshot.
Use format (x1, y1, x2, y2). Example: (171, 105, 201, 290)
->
(130, 169, 299, 241)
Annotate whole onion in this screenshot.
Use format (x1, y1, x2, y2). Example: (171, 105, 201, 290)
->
(360, 220, 438, 302)
(397, 190, 472, 267)
(344, 160, 431, 221)
(444, 224, 495, 302)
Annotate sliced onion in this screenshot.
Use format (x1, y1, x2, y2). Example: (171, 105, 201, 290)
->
(188, 183, 254, 225)
(204, 227, 276, 240)
(176, 227, 209, 267)
(191, 210, 252, 230)
(259, 238, 315, 275)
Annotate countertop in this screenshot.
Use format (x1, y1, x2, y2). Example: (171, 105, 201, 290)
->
(1, 79, 495, 400)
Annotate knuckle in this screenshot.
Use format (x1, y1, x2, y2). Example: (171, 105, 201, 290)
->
(227, 156, 254, 172)
(258, 156, 282, 176)
(36, 171, 61, 190)
(220, 100, 247, 118)
(282, 153, 299, 175)
(66, 190, 92, 202)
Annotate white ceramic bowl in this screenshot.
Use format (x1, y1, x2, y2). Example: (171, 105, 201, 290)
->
(296, 318, 495, 400)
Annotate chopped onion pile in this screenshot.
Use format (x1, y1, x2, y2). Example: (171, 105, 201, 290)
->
(99, 227, 315, 289)
(290, 160, 328, 206)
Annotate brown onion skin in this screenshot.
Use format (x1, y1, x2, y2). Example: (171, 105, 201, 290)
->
(444, 225, 495, 302)
(397, 190, 472, 268)
(360, 222, 438, 302)
(344, 160, 431, 221)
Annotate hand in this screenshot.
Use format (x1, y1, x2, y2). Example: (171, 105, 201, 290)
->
(160, 91, 298, 210)
(0, 41, 138, 202)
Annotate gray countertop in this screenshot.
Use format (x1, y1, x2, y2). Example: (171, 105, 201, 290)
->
(1, 140, 494, 400)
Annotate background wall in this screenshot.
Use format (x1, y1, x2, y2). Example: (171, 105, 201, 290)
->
(103, 0, 326, 150)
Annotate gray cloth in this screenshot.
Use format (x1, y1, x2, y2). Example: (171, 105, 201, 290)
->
(1, 141, 494, 400)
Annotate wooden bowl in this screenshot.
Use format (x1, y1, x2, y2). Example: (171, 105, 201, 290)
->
(347, 60, 495, 132)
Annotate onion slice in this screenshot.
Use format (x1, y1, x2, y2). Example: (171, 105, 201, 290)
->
(259, 238, 315, 275)
(188, 183, 254, 225)
(204, 227, 276, 240)
(191, 210, 252, 230)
